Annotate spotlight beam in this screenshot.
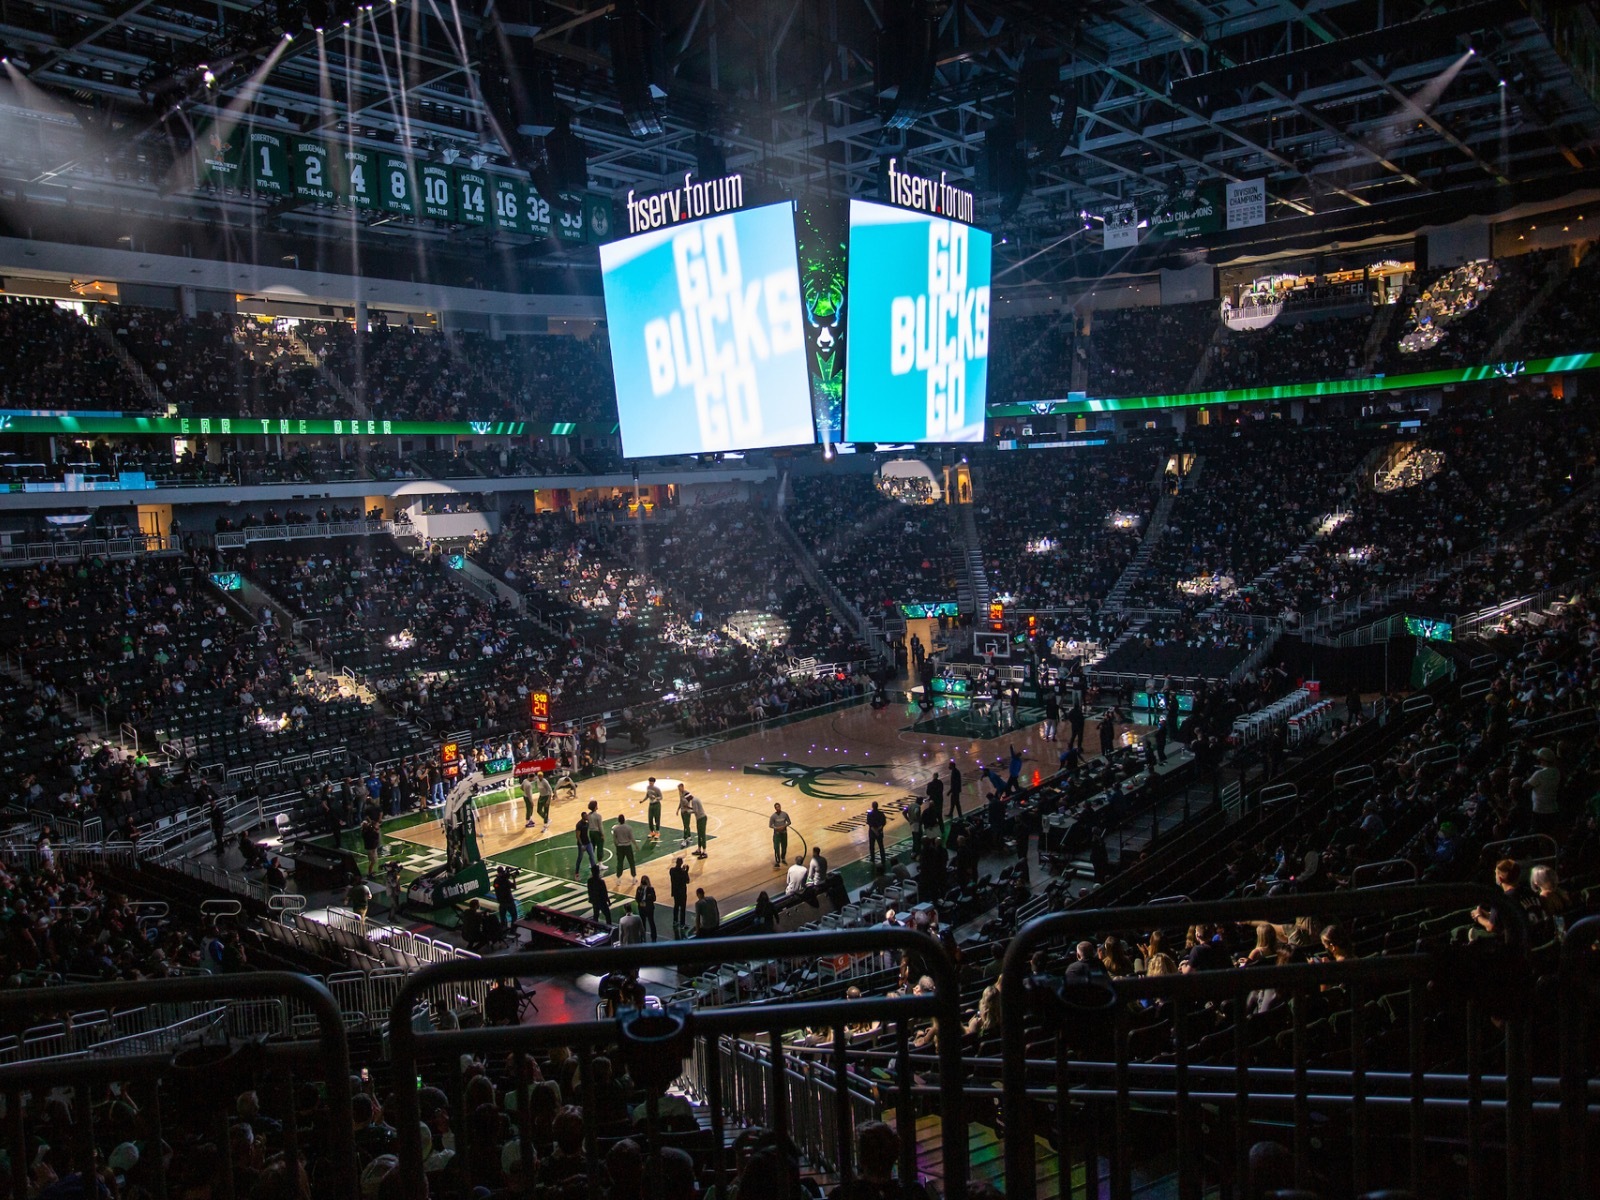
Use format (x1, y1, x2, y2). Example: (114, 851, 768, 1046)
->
(1274, 1, 1511, 186)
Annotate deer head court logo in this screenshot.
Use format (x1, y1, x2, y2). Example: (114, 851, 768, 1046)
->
(743, 762, 879, 799)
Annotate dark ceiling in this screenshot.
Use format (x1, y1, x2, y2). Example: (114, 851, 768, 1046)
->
(0, 0, 1597, 289)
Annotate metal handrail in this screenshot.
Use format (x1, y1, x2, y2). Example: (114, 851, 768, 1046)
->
(1557, 914, 1600, 1200)
(998, 885, 1533, 1200)
(0, 971, 358, 1199)
(1481, 833, 1559, 865)
(386, 928, 969, 1200)
(1351, 857, 1422, 890)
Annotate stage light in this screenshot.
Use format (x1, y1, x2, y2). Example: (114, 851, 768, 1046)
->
(610, 0, 666, 137)
(876, 0, 936, 129)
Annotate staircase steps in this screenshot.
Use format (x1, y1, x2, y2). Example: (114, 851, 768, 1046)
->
(1103, 454, 1195, 610)
(957, 503, 991, 615)
(893, 1113, 1066, 1200)
(768, 507, 890, 661)
(1360, 294, 1407, 374)
(1184, 320, 1228, 393)
(1486, 253, 1574, 361)
(90, 321, 166, 407)
(0, 654, 115, 742)
(287, 332, 370, 416)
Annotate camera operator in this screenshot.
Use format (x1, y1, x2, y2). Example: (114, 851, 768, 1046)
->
(493, 865, 520, 935)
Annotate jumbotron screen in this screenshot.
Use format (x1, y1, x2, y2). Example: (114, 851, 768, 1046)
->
(843, 199, 991, 443)
(599, 202, 815, 457)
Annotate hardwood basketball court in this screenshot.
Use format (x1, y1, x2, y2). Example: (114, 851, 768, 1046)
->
(384, 697, 1116, 918)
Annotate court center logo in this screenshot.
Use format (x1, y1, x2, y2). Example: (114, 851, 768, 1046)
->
(744, 762, 879, 799)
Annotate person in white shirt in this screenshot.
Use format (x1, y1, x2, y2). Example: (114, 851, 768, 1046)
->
(805, 848, 828, 888)
(612, 816, 638, 878)
(1526, 746, 1562, 836)
(785, 856, 808, 895)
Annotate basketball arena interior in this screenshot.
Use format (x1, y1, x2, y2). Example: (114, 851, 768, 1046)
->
(0, 0, 1599, 1196)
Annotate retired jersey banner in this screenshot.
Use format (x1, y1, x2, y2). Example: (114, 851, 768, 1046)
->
(378, 155, 417, 215)
(246, 129, 291, 197)
(342, 146, 379, 210)
(291, 138, 337, 203)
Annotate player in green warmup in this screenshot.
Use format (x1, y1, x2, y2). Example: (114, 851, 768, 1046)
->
(676, 783, 694, 848)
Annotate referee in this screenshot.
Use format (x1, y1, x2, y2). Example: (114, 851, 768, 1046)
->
(769, 802, 792, 869)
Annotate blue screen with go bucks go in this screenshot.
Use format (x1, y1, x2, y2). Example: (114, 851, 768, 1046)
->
(599, 202, 815, 457)
(844, 200, 991, 443)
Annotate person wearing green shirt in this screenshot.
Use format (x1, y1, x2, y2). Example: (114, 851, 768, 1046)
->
(676, 784, 694, 847)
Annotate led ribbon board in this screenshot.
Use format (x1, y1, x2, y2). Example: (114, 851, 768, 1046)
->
(844, 198, 991, 443)
(985, 353, 1600, 417)
(599, 201, 814, 457)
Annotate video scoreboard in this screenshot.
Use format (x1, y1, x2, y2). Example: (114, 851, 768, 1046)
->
(599, 200, 814, 457)
(843, 198, 991, 443)
(597, 164, 993, 455)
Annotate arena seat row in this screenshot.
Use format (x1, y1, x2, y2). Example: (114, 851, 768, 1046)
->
(4, 247, 1596, 428)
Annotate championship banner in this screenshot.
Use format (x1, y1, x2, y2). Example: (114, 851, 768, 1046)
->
(1103, 205, 1139, 249)
(1226, 178, 1267, 230)
(1147, 182, 1223, 240)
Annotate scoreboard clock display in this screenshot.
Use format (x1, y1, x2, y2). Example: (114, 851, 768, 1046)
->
(530, 691, 550, 733)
